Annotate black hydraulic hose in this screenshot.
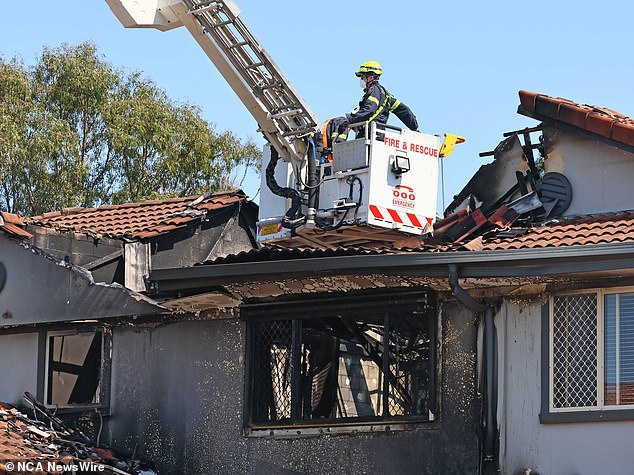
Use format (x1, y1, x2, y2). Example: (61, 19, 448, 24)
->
(348, 176, 363, 208)
(314, 176, 362, 231)
(265, 146, 303, 227)
(307, 138, 318, 212)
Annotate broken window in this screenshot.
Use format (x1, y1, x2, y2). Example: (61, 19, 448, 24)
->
(246, 292, 436, 427)
(45, 329, 109, 408)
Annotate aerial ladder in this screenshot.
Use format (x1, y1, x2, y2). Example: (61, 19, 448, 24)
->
(106, 0, 464, 248)
(106, 0, 315, 163)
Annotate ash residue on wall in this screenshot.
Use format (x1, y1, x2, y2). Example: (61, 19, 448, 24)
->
(106, 302, 479, 474)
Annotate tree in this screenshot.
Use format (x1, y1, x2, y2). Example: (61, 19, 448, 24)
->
(0, 42, 260, 215)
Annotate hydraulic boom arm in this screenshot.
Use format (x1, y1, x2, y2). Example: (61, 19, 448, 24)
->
(106, 0, 318, 163)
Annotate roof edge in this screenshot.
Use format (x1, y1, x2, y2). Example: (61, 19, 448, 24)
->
(149, 241, 634, 291)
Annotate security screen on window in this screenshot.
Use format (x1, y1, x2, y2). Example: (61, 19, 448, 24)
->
(551, 291, 634, 411)
(247, 302, 436, 426)
(46, 331, 103, 406)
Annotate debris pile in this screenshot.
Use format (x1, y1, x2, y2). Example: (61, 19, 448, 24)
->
(0, 393, 155, 475)
(429, 129, 572, 249)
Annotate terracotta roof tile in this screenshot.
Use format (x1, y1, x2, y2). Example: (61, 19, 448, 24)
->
(26, 190, 247, 240)
(0, 212, 32, 240)
(518, 90, 634, 148)
(479, 211, 634, 251)
(0, 212, 24, 226)
(0, 401, 152, 473)
(1, 223, 33, 239)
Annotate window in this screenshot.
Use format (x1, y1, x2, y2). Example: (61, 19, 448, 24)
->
(547, 289, 634, 420)
(245, 292, 437, 430)
(44, 328, 111, 410)
(604, 293, 634, 406)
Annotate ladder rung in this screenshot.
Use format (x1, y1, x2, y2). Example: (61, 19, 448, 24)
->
(189, 4, 218, 15)
(182, 0, 318, 161)
(191, 0, 216, 8)
(258, 82, 283, 91)
(268, 109, 303, 120)
(270, 104, 299, 113)
(283, 127, 315, 138)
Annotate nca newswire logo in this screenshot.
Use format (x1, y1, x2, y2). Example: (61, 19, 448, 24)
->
(4, 460, 105, 472)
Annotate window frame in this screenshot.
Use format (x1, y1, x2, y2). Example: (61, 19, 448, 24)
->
(542, 287, 634, 423)
(39, 326, 112, 414)
(242, 290, 438, 435)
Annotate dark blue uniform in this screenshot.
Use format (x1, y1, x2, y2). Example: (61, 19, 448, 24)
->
(345, 82, 419, 132)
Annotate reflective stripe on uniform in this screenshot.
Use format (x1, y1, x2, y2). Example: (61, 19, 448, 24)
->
(368, 96, 380, 106)
(367, 87, 391, 123)
(390, 99, 401, 112)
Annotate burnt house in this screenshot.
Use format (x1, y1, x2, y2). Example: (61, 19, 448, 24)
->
(0, 190, 257, 447)
(134, 91, 634, 474)
(24, 190, 258, 292)
(0, 211, 164, 411)
(4, 92, 634, 475)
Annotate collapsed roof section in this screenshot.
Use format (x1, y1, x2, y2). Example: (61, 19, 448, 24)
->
(146, 91, 634, 310)
(434, 91, 634, 248)
(0, 235, 165, 328)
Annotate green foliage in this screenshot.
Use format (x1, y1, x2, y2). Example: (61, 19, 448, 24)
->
(0, 42, 260, 215)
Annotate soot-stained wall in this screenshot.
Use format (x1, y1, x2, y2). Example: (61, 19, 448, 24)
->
(105, 300, 478, 474)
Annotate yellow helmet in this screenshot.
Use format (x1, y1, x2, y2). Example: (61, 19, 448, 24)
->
(355, 61, 382, 77)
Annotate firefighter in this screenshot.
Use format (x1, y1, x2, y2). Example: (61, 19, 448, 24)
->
(345, 60, 419, 136)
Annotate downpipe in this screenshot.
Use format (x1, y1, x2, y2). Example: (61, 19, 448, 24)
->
(483, 305, 498, 474)
(448, 264, 486, 314)
(448, 264, 498, 475)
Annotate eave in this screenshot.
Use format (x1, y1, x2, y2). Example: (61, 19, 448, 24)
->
(149, 242, 634, 293)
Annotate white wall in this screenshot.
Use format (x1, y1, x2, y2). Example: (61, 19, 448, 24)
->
(498, 301, 634, 474)
(543, 126, 634, 217)
(0, 333, 39, 406)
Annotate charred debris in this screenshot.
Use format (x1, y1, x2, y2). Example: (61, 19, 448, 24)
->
(0, 392, 156, 474)
(409, 126, 573, 250)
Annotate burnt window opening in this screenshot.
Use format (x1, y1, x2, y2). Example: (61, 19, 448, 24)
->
(45, 329, 109, 408)
(246, 296, 437, 427)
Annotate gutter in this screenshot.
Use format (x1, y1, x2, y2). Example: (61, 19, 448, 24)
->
(149, 242, 634, 291)
(449, 264, 497, 475)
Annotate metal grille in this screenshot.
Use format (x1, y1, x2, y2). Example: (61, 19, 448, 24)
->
(248, 298, 436, 425)
(552, 294, 598, 408)
(252, 320, 292, 421)
(386, 318, 432, 417)
(387, 363, 407, 417)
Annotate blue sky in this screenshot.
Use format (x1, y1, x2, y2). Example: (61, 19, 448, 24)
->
(1, 1, 632, 211)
